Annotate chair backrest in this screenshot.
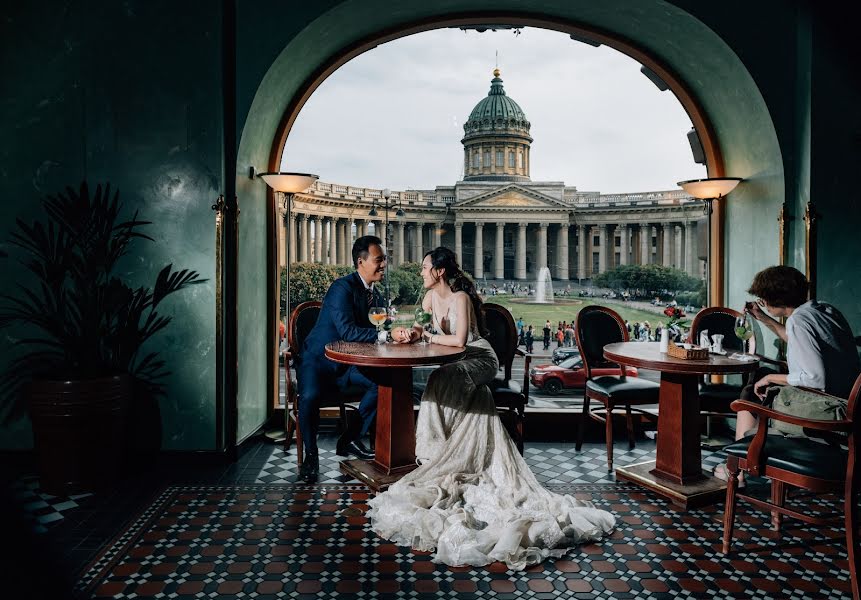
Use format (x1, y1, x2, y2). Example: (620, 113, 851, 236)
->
(288, 301, 322, 361)
(483, 303, 516, 380)
(688, 306, 754, 354)
(574, 305, 628, 379)
(847, 373, 861, 436)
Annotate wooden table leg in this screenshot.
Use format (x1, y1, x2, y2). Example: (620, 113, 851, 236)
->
(653, 372, 703, 485)
(374, 367, 416, 473)
(615, 371, 727, 510)
(339, 367, 417, 492)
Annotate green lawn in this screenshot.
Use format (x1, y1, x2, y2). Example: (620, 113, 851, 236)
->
(483, 295, 673, 330)
(396, 294, 690, 332)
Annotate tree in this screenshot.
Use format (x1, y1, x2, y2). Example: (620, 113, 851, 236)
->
(281, 263, 352, 311)
(593, 264, 701, 299)
(279, 262, 425, 312)
(387, 262, 424, 306)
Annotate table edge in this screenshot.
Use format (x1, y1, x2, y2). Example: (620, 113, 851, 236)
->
(324, 343, 466, 367)
(603, 343, 759, 374)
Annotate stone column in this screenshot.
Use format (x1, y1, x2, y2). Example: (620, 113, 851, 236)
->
(356, 219, 365, 238)
(288, 214, 297, 266)
(640, 223, 650, 265)
(474, 222, 484, 279)
(674, 225, 683, 269)
(597, 224, 607, 273)
(320, 217, 332, 265)
(662, 223, 673, 267)
(537, 223, 548, 273)
(313, 217, 322, 263)
(278, 212, 287, 268)
(329, 218, 337, 266)
(577, 224, 587, 280)
(619, 223, 628, 266)
(495, 222, 505, 279)
(412, 223, 422, 263)
(396, 221, 405, 267)
(685, 220, 696, 275)
(455, 223, 463, 265)
(298, 215, 308, 262)
(338, 219, 353, 265)
(516, 223, 527, 280)
(554, 224, 568, 279)
(432, 224, 441, 248)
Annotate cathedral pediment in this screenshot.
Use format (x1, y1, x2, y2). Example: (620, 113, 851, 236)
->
(456, 185, 567, 210)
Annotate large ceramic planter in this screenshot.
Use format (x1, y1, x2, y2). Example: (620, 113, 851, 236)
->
(27, 374, 132, 495)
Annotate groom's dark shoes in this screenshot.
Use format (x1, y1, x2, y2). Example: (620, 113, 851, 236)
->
(336, 436, 375, 460)
(298, 452, 319, 483)
(336, 415, 375, 460)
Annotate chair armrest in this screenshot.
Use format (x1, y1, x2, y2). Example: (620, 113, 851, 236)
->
(515, 349, 532, 404)
(729, 399, 851, 432)
(752, 353, 787, 372)
(731, 399, 850, 475)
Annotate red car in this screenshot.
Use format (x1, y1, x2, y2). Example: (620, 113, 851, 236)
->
(530, 356, 639, 395)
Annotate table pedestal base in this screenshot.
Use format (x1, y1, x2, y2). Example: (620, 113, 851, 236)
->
(340, 459, 417, 493)
(616, 460, 726, 510)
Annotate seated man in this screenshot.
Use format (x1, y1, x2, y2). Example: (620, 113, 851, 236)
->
(297, 235, 417, 483)
(715, 265, 860, 481)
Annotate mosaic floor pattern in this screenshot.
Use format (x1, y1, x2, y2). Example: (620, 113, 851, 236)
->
(76, 482, 852, 599)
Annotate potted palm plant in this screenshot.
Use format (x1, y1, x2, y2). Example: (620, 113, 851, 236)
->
(0, 182, 205, 494)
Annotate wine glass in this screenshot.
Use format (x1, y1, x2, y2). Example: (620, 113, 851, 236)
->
(415, 308, 433, 345)
(369, 307, 388, 343)
(734, 314, 754, 354)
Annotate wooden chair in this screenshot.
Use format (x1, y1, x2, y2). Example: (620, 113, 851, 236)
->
(574, 305, 660, 471)
(483, 303, 531, 455)
(722, 373, 861, 599)
(283, 301, 358, 465)
(688, 307, 786, 439)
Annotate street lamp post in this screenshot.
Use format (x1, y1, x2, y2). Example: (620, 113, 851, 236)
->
(369, 188, 405, 309)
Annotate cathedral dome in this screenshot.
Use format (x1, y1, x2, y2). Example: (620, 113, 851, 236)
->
(463, 69, 531, 140)
(461, 70, 532, 182)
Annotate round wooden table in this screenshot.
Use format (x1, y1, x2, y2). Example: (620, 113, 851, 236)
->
(603, 342, 759, 509)
(324, 341, 465, 492)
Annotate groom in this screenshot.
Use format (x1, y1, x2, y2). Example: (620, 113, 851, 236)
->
(297, 235, 416, 483)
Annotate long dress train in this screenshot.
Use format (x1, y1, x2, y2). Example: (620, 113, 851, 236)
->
(366, 295, 615, 570)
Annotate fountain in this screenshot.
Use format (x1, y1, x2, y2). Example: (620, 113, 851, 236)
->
(534, 267, 555, 304)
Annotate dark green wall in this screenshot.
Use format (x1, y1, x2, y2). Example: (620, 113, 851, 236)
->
(0, 1, 223, 449)
(2, 0, 858, 451)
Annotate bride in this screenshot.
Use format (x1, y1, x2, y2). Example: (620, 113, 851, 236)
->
(367, 247, 615, 570)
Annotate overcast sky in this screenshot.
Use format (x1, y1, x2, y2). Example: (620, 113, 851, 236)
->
(281, 27, 706, 194)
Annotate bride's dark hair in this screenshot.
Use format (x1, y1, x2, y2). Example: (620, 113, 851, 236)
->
(424, 246, 487, 336)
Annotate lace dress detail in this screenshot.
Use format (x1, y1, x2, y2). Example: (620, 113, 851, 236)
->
(366, 293, 615, 570)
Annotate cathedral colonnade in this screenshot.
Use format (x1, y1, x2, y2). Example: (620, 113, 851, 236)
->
(279, 192, 706, 281)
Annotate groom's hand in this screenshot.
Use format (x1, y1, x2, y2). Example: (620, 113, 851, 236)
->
(391, 326, 419, 343)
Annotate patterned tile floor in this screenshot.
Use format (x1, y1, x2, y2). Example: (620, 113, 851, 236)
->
(74, 481, 851, 599)
(256, 437, 727, 487)
(5, 436, 854, 599)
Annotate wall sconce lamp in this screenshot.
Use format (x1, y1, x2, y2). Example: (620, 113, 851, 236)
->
(676, 177, 743, 303)
(258, 172, 319, 314)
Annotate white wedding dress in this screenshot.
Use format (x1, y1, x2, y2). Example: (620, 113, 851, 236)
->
(366, 294, 615, 570)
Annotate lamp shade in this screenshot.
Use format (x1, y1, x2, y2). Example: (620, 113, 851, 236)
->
(258, 172, 319, 194)
(677, 177, 742, 199)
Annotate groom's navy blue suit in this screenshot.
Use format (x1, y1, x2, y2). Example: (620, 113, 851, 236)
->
(298, 271, 382, 455)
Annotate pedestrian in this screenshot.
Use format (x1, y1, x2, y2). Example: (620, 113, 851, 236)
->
(543, 320, 551, 350)
(556, 326, 564, 348)
(525, 325, 534, 353)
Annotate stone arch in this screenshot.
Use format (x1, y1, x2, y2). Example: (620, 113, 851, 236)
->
(235, 1, 783, 415)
